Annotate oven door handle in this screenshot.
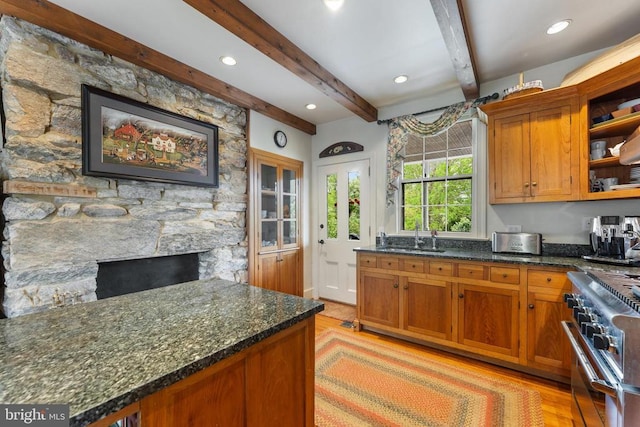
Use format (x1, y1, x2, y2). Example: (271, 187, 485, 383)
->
(561, 321, 618, 396)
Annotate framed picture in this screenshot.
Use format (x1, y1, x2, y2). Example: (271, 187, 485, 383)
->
(81, 84, 219, 187)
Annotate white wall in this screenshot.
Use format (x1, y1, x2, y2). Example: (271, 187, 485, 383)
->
(312, 48, 640, 246)
(248, 111, 314, 296)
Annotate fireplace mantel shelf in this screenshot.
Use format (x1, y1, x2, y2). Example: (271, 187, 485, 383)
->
(0, 280, 324, 426)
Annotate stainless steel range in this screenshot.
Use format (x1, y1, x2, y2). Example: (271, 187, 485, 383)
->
(563, 270, 640, 426)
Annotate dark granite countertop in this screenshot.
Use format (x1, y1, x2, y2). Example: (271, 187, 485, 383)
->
(0, 280, 324, 426)
(355, 245, 640, 275)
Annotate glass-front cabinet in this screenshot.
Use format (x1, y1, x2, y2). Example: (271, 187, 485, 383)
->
(259, 163, 298, 251)
(250, 148, 302, 296)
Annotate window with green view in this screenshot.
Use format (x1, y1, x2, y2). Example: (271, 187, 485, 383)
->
(400, 119, 473, 233)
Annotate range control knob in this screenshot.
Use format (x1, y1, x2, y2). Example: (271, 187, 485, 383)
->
(564, 293, 580, 308)
(582, 323, 605, 338)
(593, 333, 610, 351)
(593, 334, 618, 354)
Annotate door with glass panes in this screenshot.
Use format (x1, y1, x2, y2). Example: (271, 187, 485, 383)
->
(317, 159, 370, 304)
(251, 150, 302, 296)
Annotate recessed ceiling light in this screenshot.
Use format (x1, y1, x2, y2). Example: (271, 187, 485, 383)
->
(394, 75, 408, 84)
(323, 0, 344, 11)
(546, 19, 572, 35)
(305, 103, 317, 110)
(219, 56, 237, 66)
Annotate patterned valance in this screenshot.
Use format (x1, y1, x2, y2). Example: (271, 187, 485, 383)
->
(385, 101, 474, 206)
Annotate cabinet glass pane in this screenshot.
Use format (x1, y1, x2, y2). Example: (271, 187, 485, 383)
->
(348, 171, 360, 240)
(283, 220, 297, 245)
(283, 194, 296, 219)
(261, 221, 277, 248)
(326, 173, 338, 239)
(283, 168, 296, 194)
(261, 164, 277, 191)
(261, 192, 277, 219)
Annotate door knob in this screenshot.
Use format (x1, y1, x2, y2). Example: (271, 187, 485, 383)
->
(318, 239, 325, 244)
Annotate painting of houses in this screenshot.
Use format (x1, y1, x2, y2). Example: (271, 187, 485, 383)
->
(100, 106, 209, 175)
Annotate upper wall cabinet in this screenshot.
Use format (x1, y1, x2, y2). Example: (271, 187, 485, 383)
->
(578, 56, 640, 200)
(481, 86, 580, 204)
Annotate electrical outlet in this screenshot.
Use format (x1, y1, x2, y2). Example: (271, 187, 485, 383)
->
(582, 217, 592, 232)
(506, 225, 522, 232)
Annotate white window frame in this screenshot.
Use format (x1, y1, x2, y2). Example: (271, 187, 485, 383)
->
(395, 116, 487, 239)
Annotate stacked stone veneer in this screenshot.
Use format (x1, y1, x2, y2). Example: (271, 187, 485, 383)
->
(0, 17, 249, 317)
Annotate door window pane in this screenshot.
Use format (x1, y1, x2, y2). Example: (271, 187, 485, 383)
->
(326, 173, 338, 239)
(348, 171, 360, 240)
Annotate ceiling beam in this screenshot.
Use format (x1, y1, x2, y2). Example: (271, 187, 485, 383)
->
(0, 0, 316, 135)
(429, 0, 479, 100)
(183, 0, 378, 122)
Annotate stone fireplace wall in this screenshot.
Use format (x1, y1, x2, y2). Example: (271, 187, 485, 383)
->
(0, 17, 248, 317)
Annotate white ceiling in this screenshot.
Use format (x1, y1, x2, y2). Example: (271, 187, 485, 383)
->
(48, 0, 640, 126)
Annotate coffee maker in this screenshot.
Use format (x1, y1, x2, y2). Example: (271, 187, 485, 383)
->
(586, 215, 640, 264)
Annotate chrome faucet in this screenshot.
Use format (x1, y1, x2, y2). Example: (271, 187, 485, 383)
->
(379, 231, 387, 248)
(431, 230, 438, 250)
(414, 224, 424, 249)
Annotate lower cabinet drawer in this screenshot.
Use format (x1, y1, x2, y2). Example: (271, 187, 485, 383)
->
(359, 255, 377, 268)
(402, 258, 425, 273)
(429, 261, 453, 276)
(490, 266, 520, 284)
(528, 269, 570, 288)
(378, 256, 400, 270)
(458, 263, 486, 280)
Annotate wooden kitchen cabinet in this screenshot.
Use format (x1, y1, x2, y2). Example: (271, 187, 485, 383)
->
(356, 252, 573, 379)
(402, 276, 452, 340)
(141, 317, 315, 427)
(358, 269, 399, 328)
(482, 86, 580, 204)
(249, 148, 303, 296)
(526, 268, 573, 376)
(578, 56, 640, 200)
(457, 282, 520, 359)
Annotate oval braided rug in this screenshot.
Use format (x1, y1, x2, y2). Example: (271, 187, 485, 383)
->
(315, 328, 544, 427)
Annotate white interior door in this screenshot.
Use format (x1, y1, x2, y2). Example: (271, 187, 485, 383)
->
(317, 159, 371, 304)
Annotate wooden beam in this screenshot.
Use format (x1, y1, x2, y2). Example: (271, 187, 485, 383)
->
(429, 0, 479, 100)
(0, 0, 316, 135)
(183, 0, 378, 122)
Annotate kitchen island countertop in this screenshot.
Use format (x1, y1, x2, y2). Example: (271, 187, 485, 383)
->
(0, 279, 323, 426)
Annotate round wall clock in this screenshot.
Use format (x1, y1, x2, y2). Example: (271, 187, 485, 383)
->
(274, 130, 287, 148)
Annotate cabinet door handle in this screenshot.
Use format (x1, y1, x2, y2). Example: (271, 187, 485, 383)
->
(502, 273, 508, 278)
(403, 285, 409, 290)
(318, 239, 325, 244)
(459, 293, 464, 298)
(393, 283, 399, 288)
(528, 304, 535, 309)
(524, 182, 530, 188)
(532, 182, 537, 187)
(546, 277, 552, 282)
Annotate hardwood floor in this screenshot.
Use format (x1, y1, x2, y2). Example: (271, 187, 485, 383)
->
(315, 314, 574, 427)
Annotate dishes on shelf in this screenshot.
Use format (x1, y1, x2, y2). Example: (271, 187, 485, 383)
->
(618, 98, 640, 110)
(610, 183, 640, 191)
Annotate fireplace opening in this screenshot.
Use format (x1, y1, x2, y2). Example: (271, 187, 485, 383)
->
(96, 253, 200, 299)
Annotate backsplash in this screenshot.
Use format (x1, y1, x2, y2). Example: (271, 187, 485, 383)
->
(0, 17, 248, 317)
(376, 236, 591, 257)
